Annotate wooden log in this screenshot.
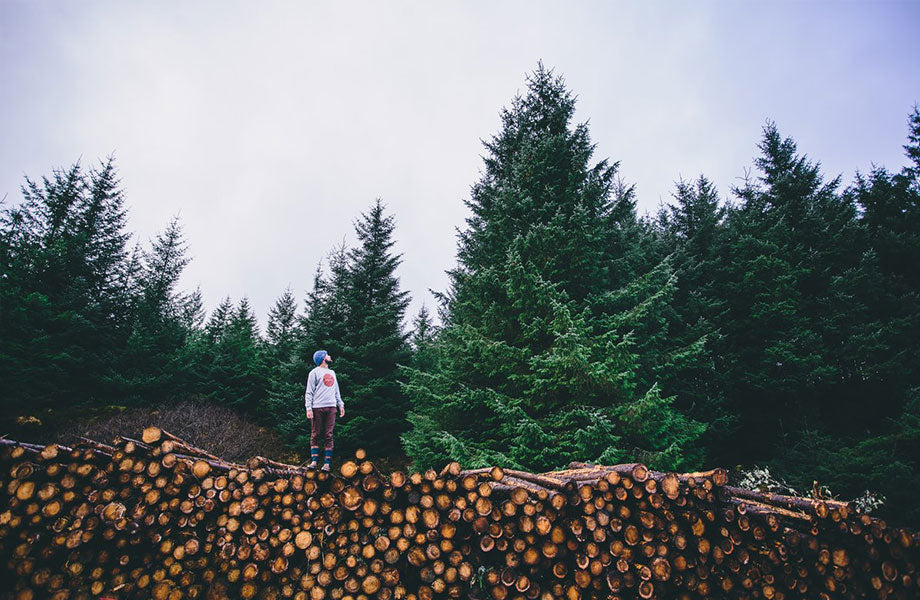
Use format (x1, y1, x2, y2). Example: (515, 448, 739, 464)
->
(0, 432, 914, 600)
(722, 485, 850, 518)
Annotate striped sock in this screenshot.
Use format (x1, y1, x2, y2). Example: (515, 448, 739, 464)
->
(323, 449, 333, 465)
(310, 447, 319, 461)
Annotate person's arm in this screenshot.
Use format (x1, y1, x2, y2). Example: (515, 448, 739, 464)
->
(304, 371, 316, 417)
(335, 378, 344, 416)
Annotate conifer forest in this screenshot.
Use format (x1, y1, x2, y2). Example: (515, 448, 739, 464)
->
(2, 66, 920, 531)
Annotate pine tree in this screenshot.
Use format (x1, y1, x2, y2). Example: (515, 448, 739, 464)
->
(714, 123, 866, 465)
(191, 297, 267, 411)
(261, 287, 302, 416)
(402, 66, 705, 472)
(848, 107, 920, 390)
(793, 107, 920, 524)
(218, 298, 266, 412)
(300, 246, 352, 356)
(265, 287, 300, 364)
(264, 203, 412, 455)
(653, 176, 731, 445)
(108, 217, 191, 404)
(335, 200, 411, 454)
(403, 251, 704, 471)
(0, 158, 133, 424)
(264, 251, 351, 450)
(178, 296, 235, 401)
(451, 65, 620, 322)
(179, 287, 206, 332)
(205, 297, 234, 343)
(409, 305, 438, 373)
(659, 176, 726, 332)
(1, 164, 87, 415)
(904, 105, 920, 183)
(78, 158, 132, 323)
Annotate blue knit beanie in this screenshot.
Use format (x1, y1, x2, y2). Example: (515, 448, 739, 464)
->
(313, 350, 328, 366)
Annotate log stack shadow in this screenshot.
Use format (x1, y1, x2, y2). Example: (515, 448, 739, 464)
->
(1, 428, 917, 600)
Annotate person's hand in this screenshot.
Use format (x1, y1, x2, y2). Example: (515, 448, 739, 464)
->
(339, 406, 345, 418)
(306, 408, 313, 420)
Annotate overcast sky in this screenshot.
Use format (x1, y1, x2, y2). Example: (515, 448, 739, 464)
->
(2, 1, 919, 330)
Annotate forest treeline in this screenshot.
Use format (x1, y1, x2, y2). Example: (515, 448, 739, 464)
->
(2, 67, 919, 525)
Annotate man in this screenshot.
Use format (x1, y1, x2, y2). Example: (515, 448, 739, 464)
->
(305, 349, 345, 471)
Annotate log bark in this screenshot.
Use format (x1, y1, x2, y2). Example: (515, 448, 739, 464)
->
(0, 434, 915, 600)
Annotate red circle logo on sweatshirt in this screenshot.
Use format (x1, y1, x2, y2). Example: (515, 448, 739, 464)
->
(323, 373, 335, 387)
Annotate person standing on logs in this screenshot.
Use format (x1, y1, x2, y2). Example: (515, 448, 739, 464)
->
(305, 349, 345, 471)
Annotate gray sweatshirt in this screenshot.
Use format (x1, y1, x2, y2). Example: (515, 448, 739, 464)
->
(304, 366, 344, 410)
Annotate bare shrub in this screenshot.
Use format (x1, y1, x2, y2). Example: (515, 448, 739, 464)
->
(735, 465, 886, 514)
(59, 400, 300, 464)
(735, 466, 799, 495)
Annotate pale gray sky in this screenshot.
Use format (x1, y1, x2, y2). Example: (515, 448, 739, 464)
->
(2, 1, 919, 330)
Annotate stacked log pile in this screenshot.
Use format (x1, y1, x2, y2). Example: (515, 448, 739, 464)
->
(1, 428, 918, 600)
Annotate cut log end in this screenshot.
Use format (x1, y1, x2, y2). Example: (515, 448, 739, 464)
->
(142, 426, 163, 445)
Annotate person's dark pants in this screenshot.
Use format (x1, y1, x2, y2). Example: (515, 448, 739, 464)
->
(310, 407, 337, 451)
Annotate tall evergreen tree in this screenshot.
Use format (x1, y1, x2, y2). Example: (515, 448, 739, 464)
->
(219, 298, 267, 412)
(1, 163, 87, 414)
(658, 176, 726, 331)
(266, 203, 412, 455)
(409, 305, 438, 373)
(451, 65, 619, 317)
(653, 176, 731, 441)
(265, 287, 300, 364)
(402, 66, 705, 471)
(108, 217, 192, 403)
(260, 287, 302, 414)
(0, 158, 133, 423)
(189, 297, 267, 412)
(713, 123, 866, 464)
(76, 159, 132, 321)
(179, 287, 206, 332)
(205, 297, 234, 343)
(403, 251, 705, 471)
(178, 296, 234, 401)
(301, 246, 352, 356)
(265, 250, 351, 449)
(802, 107, 920, 524)
(335, 200, 411, 454)
(848, 107, 920, 390)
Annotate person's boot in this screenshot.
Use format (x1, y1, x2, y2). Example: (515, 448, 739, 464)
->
(307, 447, 319, 469)
(321, 463, 331, 472)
